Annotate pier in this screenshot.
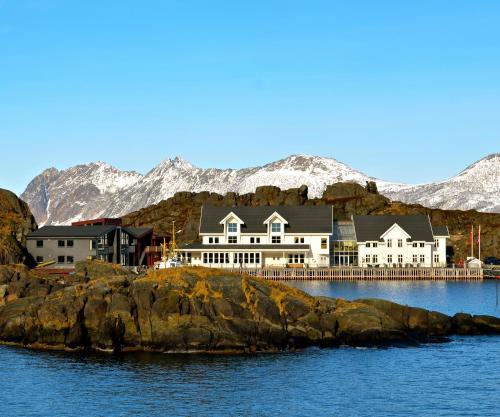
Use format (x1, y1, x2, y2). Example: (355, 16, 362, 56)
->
(225, 267, 484, 281)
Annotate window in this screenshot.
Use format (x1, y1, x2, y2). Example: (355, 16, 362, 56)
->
(321, 238, 328, 249)
(387, 255, 392, 264)
(413, 254, 418, 263)
(58, 240, 65, 247)
(57, 256, 65, 264)
(366, 255, 371, 263)
(434, 254, 439, 263)
(420, 255, 425, 263)
(387, 239, 392, 248)
(227, 223, 238, 233)
(271, 223, 281, 233)
(228, 236, 237, 244)
(420, 242, 425, 248)
(209, 237, 213, 244)
(288, 254, 305, 264)
(272, 236, 281, 244)
(208, 253, 214, 263)
(256, 253, 260, 264)
(435, 239, 439, 248)
(398, 254, 403, 263)
(398, 239, 403, 248)
(36, 256, 44, 263)
(413, 243, 418, 248)
(366, 242, 371, 248)
(294, 237, 305, 244)
(255, 237, 260, 243)
(67, 240, 74, 247)
(372, 242, 378, 248)
(373, 255, 378, 263)
(36, 240, 43, 248)
(203, 253, 208, 264)
(90, 240, 97, 250)
(250, 237, 254, 244)
(66, 256, 74, 264)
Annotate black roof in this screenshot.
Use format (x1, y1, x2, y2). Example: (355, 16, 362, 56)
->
(200, 206, 332, 234)
(27, 225, 117, 238)
(180, 243, 310, 251)
(432, 225, 450, 237)
(352, 215, 435, 242)
(122, 227, 153, 238)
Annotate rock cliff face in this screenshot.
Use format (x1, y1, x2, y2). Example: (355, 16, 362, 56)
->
(0, 263, 498, 353)
(0, 189, 37, 265)
(122, 182, 500, 261)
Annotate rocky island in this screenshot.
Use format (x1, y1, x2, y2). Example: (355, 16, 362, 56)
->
(0, 261, 499, 353)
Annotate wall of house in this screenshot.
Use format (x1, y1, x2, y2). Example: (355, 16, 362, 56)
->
(27, 238, 97, 265)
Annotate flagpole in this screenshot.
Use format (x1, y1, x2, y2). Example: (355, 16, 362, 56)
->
(478, 225, 481, 262)
(471, 225, 474, 259)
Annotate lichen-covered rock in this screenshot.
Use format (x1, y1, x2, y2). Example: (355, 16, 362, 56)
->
(0, 189, 37, 265)
(0, 263, 499, 353)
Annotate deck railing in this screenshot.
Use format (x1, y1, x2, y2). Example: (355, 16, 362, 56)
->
(223, 267, 483, 281)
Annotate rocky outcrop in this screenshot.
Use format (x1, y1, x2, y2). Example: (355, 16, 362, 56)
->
(0, 189, 37, 265)
(122, 182, 500, 260)
(0, 263, 498, 353)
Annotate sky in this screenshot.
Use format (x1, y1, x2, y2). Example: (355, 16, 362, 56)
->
(0, 0, 499, 195)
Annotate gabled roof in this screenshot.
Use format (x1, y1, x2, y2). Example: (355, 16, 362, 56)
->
(352, 215, 434, 242)
(432, 225, 450, 237)
(27, 225, 117, 238)
(200, 206, 333, 234)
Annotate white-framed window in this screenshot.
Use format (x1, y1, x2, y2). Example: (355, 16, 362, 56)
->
(387, 239, 392, 248)
(398, 254, 403, 263)
(412, 243, 418, 248)
(366, 255, 371, 263)
(373, 255, 378, 263)
(288, 254, 305, 264)
(387, 254, 392, 263)
(209, 237, 220, 244)
(420, 242, 425, 248)
(250, 237, 261, 244)
(228, 223, 238, 233)
(434, 254, 439, 263)
(228, 236, 237, 244)
(366, 242, 371, 248)
(420, 255, 425, 263)
(373, 242, 378, 248)
(294, 237, 305, 244)
(321, 238, 328, 249)
(398, 239, 403, 248)
(435, 239, 439, 248)
(271, 223, 281, 233)
(413, 254, 418, 263)
(272, 236, 281, 244)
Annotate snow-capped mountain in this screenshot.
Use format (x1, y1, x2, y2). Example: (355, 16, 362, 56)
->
(382, 153, 500, 213)
(20, 154, 499, 226)
(21, 162, 142, 226)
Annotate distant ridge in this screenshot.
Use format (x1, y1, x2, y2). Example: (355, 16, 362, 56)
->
(20, 153, 500, 225)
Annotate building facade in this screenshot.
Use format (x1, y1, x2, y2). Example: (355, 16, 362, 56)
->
(178, 206, 333, 268)
(26, 225, 153, 267)
(334, 215, 449, 267)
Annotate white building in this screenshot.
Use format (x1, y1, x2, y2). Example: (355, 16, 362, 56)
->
(178, 206, 333, 268)
(351, 215, 449, 267)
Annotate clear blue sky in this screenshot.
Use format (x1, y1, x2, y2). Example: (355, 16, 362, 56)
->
(1, 0, 499, 195)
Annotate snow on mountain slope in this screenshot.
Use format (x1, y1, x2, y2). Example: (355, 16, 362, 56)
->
(21, 162, 143, 226)
(381, 153, 500, 213)
(20, 154, 500, 225)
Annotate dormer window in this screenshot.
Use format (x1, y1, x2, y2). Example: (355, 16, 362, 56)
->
(228, 223, 238, 233)
(271, 223, 281, 233)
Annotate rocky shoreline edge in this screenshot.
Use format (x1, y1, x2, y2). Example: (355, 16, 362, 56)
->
(1, 261, 499, 354)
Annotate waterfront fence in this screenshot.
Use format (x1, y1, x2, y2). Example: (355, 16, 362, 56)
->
(224, 267, 483, 281)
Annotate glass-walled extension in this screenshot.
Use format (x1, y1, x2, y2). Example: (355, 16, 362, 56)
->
(331, 220, 358, 266)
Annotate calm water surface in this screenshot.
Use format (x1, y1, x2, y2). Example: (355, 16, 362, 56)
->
(1, 280, 499, 417)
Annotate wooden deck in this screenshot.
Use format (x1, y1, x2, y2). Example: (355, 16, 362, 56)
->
(225, 267, 483, 281)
